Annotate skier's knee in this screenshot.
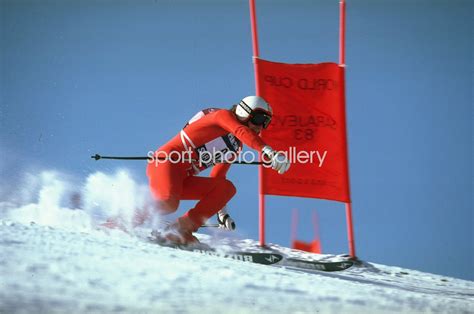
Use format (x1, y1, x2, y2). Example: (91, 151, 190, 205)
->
(222, 179, 236, 198)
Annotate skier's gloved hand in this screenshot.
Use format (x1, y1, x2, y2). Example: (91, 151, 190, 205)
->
(262, 145, 291, 174)
(217, 207, 236, 231)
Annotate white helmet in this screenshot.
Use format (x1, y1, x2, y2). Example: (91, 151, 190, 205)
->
(235, 96, 273, 129)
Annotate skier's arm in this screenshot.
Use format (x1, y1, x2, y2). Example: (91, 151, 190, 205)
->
(213, 110, 290, 175)
(213, 110, 266, 151)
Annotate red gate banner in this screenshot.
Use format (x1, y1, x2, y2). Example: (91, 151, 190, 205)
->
(258, 58, 350, 202)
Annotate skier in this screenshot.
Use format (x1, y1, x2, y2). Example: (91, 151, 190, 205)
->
(147, 96, 290, 245)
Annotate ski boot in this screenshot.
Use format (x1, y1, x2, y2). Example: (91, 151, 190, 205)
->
(151, 216, 199, 246)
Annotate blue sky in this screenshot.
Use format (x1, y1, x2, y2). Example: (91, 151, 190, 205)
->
(1, 0, 472, 280)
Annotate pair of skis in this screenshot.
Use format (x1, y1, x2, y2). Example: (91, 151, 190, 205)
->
(148, 236, 354, 272)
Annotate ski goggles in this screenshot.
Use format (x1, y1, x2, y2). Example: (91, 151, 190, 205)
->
(249, 111, 272, 129)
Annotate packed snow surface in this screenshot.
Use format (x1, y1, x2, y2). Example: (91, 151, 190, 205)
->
(1, 171, 472, 313)
(1, 220, 473, 314)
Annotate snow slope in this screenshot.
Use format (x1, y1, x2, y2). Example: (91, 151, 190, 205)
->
(1, 219, 473, 314)
(1, 171, 472, 313)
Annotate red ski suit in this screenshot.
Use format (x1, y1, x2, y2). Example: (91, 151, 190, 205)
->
(146, 109, 266, 228)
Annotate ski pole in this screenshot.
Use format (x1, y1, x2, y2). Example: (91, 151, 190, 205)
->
(91, 153, 265, 165)
(159, 220, 221, 229)
(201, 223, 220, 228)
(91, 154, 152, 161)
